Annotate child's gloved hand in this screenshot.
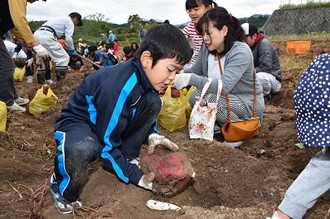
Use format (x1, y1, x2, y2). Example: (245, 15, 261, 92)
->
(172, 73, 191, 89)
(138, 172, 155, 190)
(148, 133, 179, 155)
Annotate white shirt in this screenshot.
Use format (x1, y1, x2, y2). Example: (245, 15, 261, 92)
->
(42, 16, 75, 50)
(207, 54, 226, 80)
(4, 40, 27, 59)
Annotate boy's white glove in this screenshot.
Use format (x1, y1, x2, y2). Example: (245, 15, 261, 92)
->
(148, 133, 179, 155)
(138, 172, 155, 190)
(172, 73, 191, 89)
(129, 158, 140, 167)
(33, 44, 48, 58)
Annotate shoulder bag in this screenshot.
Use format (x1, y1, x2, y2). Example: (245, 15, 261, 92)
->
(219, 57, 260, 142)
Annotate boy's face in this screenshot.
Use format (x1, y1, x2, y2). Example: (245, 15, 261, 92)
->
(141, 51, 184, 91)
(71, 56, 78, 61)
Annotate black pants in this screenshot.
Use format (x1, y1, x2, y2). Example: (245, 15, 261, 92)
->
(0, 39, 18, 105)
(53, 91, 161, 202)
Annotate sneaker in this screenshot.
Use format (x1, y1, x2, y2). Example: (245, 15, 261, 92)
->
(45, 79, 53, 85)
(14, 97, 29, 106)
(26, 76, 33, 84)
(223, 140, 244, 147)
(49, 174, 82, 214)
(7, 102, 26, 112)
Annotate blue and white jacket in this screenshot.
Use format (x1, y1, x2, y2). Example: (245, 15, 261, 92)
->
(54, 58, 160, 185)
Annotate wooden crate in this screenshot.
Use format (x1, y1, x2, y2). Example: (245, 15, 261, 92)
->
(286, 41, 311, 54)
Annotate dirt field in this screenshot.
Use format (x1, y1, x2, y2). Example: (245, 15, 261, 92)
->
(0, 45, 329, 218)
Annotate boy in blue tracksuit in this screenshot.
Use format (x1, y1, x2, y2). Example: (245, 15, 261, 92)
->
(49, 23, 192, 214)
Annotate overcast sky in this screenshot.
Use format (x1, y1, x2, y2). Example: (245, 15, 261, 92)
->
(27, 0, 314, 25)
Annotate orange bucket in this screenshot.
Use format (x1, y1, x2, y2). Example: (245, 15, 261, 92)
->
(286, 41, 311, 54)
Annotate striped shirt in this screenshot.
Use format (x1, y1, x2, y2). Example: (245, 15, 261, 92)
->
(182, 21, 203, 64)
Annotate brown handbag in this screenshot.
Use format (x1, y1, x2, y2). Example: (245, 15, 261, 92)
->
(218, 57, 260, 142)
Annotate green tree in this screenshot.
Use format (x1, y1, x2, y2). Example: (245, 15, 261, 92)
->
(75, 13, 112, 40)
(128, 14, 143, 29)
(85, 13, 110, 23)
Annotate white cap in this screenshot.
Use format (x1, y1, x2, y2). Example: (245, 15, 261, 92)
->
(241, 23, 249, 35)
(241, 23, 258, 36)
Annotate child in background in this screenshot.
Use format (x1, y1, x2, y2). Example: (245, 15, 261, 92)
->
(267, 53, 330, 219)
(25, 48, 36, 84)
(131, 42, 139, 55)
(113, 39, 120, 59)
(78, 38, 87, 55)
(68, 55, 84, 71)
(98, 40, 107, 52)
(182, 0, 218, 68)
(88, 45, 114, 69)
(49, 23, 192, 214)
(122, 46, 133, 62)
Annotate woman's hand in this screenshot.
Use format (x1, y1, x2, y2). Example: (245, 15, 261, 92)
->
(172, 73, 192, 89)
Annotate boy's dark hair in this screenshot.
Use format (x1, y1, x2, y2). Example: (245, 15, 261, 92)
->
(185, 0, 218, 10)
(106, 43, 112, 50)
(123, 46, 132, 55)
(134, 24, 192, 67)
(196, 7, 244, 56)
(88, 45, 97, 52)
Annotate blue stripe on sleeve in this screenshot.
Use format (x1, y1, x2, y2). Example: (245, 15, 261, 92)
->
(86, 95, 97, 124)
(100, 73, 138, 183)
(153, 118, 159, 133)
(54, 131, 71, 195)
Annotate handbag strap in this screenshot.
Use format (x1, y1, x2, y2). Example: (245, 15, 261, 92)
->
(200, 77, 222, 105)
(217, 55, 257, 121)
(200, 78, 213, 98)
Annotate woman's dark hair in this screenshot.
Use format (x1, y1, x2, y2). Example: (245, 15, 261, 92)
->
(134, 24, 192, 67)
(185, 0, 218, 10)
(196, 7, 245, 55)
(130, 42, 139, 52)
